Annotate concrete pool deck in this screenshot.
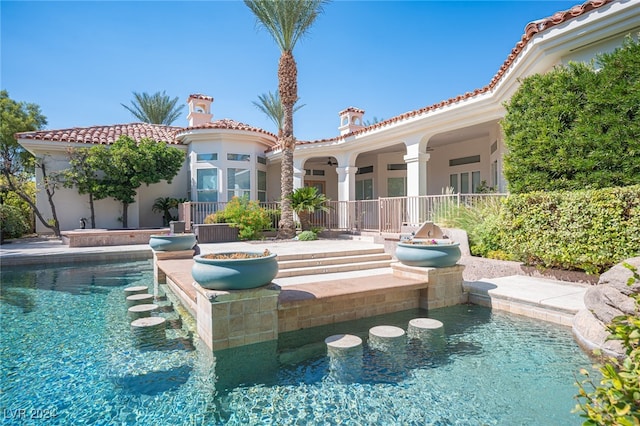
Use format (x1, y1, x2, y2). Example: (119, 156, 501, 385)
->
(0, 237, 587, 329)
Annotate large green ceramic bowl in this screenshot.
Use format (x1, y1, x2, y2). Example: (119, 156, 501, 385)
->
(191, 252, 278, 290)
(396, 241, 461, 267)
(149, 233, 196, 251)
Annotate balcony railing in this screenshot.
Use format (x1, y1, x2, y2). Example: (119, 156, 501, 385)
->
(179, 194, 506, 234)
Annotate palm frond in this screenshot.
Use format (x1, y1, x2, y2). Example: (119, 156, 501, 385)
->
(121, 91, 184, 125)
(244, 0, 329, 52)
(252, 91, 305, 135)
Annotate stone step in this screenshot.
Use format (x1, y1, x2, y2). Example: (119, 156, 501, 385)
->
(276, 247, 385, 262)
(278, 253, 392, 270)
(276, 259, 394, 278)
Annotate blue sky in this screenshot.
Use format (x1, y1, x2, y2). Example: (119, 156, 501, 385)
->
(2, 0, 582, 142)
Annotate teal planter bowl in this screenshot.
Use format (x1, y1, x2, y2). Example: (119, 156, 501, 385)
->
(149, 234, 196, 252)
(192, 252, 279, 290)
(396, 241, 461, 267)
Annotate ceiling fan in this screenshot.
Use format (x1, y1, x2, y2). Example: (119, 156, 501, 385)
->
(327, 158, 338, 166)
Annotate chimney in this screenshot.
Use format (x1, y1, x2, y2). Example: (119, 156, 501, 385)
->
(187, 94, 214, 127)
(338, 107, 365, 135)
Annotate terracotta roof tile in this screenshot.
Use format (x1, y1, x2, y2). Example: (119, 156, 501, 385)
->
(16, 118, 278, 147)
(16, 123, 183, 145)
(188, 93, 214, 102)
(180, 118, 277, 140)
(339, 106, 365, 115)
(292, 0, 614, 148)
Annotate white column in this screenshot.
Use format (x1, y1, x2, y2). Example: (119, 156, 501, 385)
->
(403, 146, 429, 225)
(336, 166, 357, 229)
(403, 151, 429, 197)
(292, 157, 307, 191)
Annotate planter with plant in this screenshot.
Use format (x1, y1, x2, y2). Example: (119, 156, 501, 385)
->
(396, 239, 461, 268)
(149, 232, 197, 252)
(203, 196, 271, 240)
(192, 249, 278, 290)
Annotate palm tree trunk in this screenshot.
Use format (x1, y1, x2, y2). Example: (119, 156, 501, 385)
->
(279, 146, 295, 238)
(277, 50, 298, 239)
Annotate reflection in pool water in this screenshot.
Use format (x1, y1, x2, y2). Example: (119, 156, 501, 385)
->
(0, 260, 594, 425)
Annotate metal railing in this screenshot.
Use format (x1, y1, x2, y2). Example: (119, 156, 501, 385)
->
(180, 194, 506, 233)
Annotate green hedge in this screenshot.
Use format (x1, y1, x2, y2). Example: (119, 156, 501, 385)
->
(203, 197, 271, 240)
(498, 185, 640, 274)
(0, 204, 30, 240)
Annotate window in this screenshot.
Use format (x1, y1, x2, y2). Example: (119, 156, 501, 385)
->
(460, 172, 470, 193)
(355, 179, 373, 200)
(491, 160, 498, 189)
(388, 177, 406, 197)
(387, 163, 407, 171)
(197, 153, 217, 162)
(257, 156, 267, 165)
(227, 168, 250, 199)
(257, 170, 267, 202)
(227, 153, 250, 162)
(449, 174, 459, 193)
(472, 171, 481, 193)
(197, 168, 218, 202)
(305, 169, 325, 176)
(356, 165, 374, 175)
(449, 155, 480, 167)
(449, 171, 480, 193)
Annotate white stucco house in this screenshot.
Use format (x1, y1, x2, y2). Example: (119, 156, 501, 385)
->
(15, 0, 640, 233)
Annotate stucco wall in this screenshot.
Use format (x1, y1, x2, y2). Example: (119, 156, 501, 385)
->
(427, 135, 494, 194)
(32, 149, 188, 233)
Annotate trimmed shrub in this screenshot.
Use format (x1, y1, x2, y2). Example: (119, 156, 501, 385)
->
(498, 185, 640, 274)
(0, 204, 30, 240)
(203, 197, 271, 240)
(297, 230, 318, 241)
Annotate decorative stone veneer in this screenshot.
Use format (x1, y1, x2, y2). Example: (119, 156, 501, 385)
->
(278, 264, 465, 333)
(391, 262, 466, 309)
(278, 284, 423, 333)
(154, 256, 465, 350)
(61, 228, 168, 247)
(194, 283, 281, 351)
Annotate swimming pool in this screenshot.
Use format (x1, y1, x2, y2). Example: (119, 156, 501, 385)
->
(1, 260, 593, 425)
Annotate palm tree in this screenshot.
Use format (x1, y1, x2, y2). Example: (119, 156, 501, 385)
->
(363, 116, 384, 126)
(288, 186, 330, 231)
(253, 91, 305, 138)
(152, 196, 187, 226)
(121, 91, 184, 125)
(245, 0, 329, 239)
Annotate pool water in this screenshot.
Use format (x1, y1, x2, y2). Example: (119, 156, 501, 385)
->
(0, 260, 594, 425)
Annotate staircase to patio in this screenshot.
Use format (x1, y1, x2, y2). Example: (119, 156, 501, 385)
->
(275, 247, 393, 279)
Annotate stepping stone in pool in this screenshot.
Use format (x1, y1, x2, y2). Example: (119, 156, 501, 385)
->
(368, 325, 405, 352)
(126, 293, 154, 307)
(407, 318, 446, 353)
(124, 285, 148, 298)
(325, 334, 363, 383)
(131, 316, 166, 347)
(128, 303, 158, 320)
